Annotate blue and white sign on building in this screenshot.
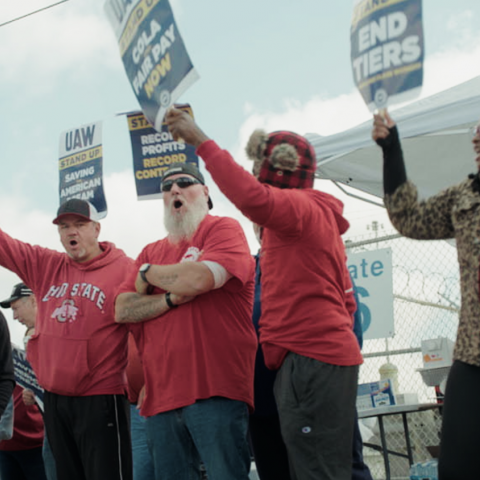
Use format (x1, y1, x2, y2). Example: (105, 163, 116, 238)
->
(350, 0, 424, 111)
(348, 247, 394, 340)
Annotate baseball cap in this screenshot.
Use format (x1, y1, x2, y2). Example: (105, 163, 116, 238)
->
(162, 163, 213, 209)
(0, 283, 33, 308)
(52, 199, 101, 225)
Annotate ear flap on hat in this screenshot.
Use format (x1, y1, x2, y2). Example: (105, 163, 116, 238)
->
(246, 129, 269, 175)
(269, 144, 299, 171)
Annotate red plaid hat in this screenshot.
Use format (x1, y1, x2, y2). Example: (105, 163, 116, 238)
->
(245, 130, 316, 189)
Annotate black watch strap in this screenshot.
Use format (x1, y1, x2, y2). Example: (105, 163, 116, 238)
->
(165, 292, 177, 308)
(139, 264, 151, 284)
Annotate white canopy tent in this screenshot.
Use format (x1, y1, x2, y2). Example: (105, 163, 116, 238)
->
(306, 76, 480, 202)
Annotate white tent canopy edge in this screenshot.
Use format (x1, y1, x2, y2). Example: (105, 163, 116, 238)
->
(305, 76, 480, 201)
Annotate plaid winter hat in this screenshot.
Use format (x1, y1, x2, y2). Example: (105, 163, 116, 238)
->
(245, 130, 316, 189)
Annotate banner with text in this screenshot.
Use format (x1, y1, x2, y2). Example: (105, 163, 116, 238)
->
(127, 104, 199, 200)
(350, 0, 424, 111)
(347, 247, 394, 340)
(58, 121, 107, 218)
(105, 0, 199, 131)
(12, 344, 44, 412)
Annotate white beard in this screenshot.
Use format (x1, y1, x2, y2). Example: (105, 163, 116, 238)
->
(164, 194, 208, 244)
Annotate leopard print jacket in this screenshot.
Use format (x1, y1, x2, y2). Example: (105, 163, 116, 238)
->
(385, 178, 480, 367)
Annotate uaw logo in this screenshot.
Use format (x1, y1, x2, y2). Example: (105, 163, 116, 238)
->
(51, 299, 79, 323)
(181, 246, 201, 262)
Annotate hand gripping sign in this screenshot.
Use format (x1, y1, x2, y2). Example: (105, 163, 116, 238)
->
(12, 344, 44, 412)
(127, 104, 199, 200)
(350, 0, 424, 111)
(105, 0, 199, 131)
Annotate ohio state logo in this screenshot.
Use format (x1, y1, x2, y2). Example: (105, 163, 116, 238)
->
(181, 246, 201, 262)
(51, 299, 79, 323)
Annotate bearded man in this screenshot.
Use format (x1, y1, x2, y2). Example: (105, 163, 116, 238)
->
(115, 163, 257, 480)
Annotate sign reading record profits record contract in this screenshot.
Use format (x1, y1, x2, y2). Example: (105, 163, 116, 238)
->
(347, 248, 394, 340)
(350, 0, 424, 111)
(128, 104, 199, 200)
(105, 0, 199, 131)
(58, 121, 107, 218)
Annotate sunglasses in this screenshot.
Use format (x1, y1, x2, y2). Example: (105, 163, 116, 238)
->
(161, 177, 201, 192)
(470, 125, 480, 139)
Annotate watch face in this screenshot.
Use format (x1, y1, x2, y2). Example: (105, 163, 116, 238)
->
(140, 263, 150, 273)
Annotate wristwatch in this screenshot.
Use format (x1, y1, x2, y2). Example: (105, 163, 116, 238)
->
(165, 292, 177, 309)
(139, 263, 151, 284)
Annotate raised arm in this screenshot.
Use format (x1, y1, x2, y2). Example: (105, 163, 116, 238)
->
(166, 108, 309, 235)
(372, 110, 407, 195)
(372, 111, 455, 240)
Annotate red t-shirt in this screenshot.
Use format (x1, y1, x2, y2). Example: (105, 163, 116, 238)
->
(118, 215, 257, 417)
(126, 332, 144, 404)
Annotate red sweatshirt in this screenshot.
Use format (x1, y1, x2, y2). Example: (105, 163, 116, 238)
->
(0, 230, 133, 396)
(0, 385, 44, 451)
(198, 140, 363, 369)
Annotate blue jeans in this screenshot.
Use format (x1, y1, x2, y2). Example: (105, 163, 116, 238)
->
(130, 405, 154, 480)
(43, 435, 57, 480)
(146, 397, 251, 480)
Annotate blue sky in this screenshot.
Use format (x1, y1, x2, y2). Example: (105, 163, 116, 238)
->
(0, 0, 479, 343)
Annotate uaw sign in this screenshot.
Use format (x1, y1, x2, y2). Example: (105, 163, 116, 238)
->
(105, 0, 199, 131)
(58, 121, 107, 218)
(350, 0, 424, 111)
(347, 247, 394, 340)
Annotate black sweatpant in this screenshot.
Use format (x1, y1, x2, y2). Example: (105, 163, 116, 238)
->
(274, 352, 359, 480)
(44, 392, 132, 480)
(438, 360, 480, 480)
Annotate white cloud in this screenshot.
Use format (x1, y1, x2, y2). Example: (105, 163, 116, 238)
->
(0, 0, 122, 94)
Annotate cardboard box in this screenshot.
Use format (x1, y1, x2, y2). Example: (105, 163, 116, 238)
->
(421, 338, 454, 369)
(356, 379, 396, 410)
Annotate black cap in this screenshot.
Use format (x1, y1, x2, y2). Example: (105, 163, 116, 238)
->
(162, 163, 213, 209)
(52, 199, 101, 225)
(0, 283, 33, 308)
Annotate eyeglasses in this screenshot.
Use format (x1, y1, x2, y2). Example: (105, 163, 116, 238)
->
(470, 125, 480, 139)
(161, 177, 201, 192)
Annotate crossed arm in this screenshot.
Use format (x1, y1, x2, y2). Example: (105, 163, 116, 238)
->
(115, 261, 215, 324)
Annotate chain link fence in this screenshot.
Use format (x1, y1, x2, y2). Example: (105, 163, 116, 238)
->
(345, 229, 460, 480)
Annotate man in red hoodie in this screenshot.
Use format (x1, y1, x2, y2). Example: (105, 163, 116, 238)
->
(0, 199, 134, 480)
(166, 109, 363, 480)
